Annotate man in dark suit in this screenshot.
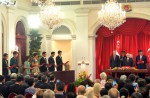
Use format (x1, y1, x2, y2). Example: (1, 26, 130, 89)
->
(136, 50, 147, 78)
(126, 53, 134, 67)
(35, 73, 43, 88)
(2, 53, 9, 76)
(10, 51, 19, 73)
(40, 52, 47, 72)
(39, 75, 51, 89)
(0, 75, 9, 98)
(55, 81, 66, 98)
(110, 50, 120, 69)
(56, 50, 63, 71)
(48, 73, 55, 91)
(9, 74, 25, 95)
(48, 52, 55, 72)
(120, 51, 127, 66)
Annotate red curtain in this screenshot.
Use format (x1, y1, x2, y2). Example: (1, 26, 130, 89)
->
(96, 18, 150, 78)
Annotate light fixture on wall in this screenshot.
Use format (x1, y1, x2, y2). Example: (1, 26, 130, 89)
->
(39, 0, 64, 29)
(0, 0, 16, 6)
(98, 0, 126, 32)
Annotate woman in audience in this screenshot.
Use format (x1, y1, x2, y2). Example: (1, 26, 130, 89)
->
(24, 56, 31, 74)
(66, 83, 77, 97)
(93, 83, 101, 98)
(100, 72, 107, 88)
(85, 87, 96, 98)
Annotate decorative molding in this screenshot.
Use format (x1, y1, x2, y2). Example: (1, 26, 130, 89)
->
(88, 35, 97, 40)
(71, 35, 76, 40)
(75, 8, 90, 17)
(46, 35, 52, 40)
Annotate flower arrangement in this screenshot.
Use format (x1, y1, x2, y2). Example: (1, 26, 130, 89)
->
(74, 71, 89, 86)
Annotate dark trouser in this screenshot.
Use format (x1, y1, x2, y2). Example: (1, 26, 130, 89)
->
(48, 65, 55, 72)
(137, 65, 146, 78)
(3, 68, 8, 76)
(57, 65, 62, 71)
(40, 66, 47, 72)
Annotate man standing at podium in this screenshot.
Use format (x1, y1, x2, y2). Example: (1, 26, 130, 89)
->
(120, 51, 127, 66)
(56, 50, 63, 71)
(110, 50, 120, 69)
(136, 50, 147, 78)
(48, 52, 55, 72)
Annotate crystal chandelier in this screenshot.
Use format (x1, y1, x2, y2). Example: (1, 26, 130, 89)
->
(0, 0, 16, 6)
(31, 0, 52, 7)
(39, 1, 63, 29)
(98, 0, 126, 31)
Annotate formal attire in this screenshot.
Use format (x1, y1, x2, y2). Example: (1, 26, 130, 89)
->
(22, 83, 29, 89)
(110, 55, 120, 69)
(34, 80, 43, 88)
(24, 61, 31, 74)
(120, 56, 127, 66)
(56, 56, 63, 71)
(5, 79, 16, 88)
(136, 55, 147, 78)
(48, 56, 55, 72)
(48, 82, 55, 91)
(25, 87, 36, 95)
(39, 83, 51, 89)
(9, 84, 25, 95)
(0, 83, 9, 98)
(55, 93, 66, 98)
(32, 58, 40, 74)
(2, 58, 8, 76)
(40, 57, 47, 72)
(10, 57, 18, 73)
(126, 58, 134, 67)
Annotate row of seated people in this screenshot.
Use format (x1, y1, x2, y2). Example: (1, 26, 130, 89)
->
(1, 72, 150, 98)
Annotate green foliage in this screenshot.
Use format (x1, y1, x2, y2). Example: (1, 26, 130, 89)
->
(28, 29, 43, 57)
(74, 78, 85, 87)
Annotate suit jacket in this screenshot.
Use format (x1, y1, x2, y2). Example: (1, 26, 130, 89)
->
(55, 94, 66, 98)
(5, 80, 16, 88)
(35, 80, 43, 88)
(48, 56, 55, 71)
(120, 56, 127, 66)
(56, 56, 63, 66)
(48, 82, 55, 91)
(2, 58, 8, 76)
(136, 55, 147, 69)
(9, 84, 25, 95)
(126, 58, 134, 67)
(10, 57, 18, 73)
(40, 57, 47, 72)
(0, 83, 9, 98)
(110, 55, 120, 68)
(39, 83, 51, 89)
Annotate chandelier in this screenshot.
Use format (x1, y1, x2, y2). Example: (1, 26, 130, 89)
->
(0, 0, 16, 6)
(98, 0, 126, 31)
(39, 1, 63, 29)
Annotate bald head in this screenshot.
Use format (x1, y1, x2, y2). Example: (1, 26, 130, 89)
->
(108, 88, 119, 98)
(78, 85, 86, 95)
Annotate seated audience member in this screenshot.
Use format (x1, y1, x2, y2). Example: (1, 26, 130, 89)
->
(120, 75, 127, 82)
(76, 95, 87, 98)
(77, 85, 86, 96)
(35, 73, 43, 88)
(124, 84, 134, 97)
(22, 75, 30, 89)
(137, 78, 146, 88)
(33, 89, 45, 98)
(93, 83, 101, 97)
(25, 77, 36, 95)
(145, 77, 150, 84)
(84, 79, 94, 87)
(129, 74, 136, 83)
(15, 95, 25, 98)
(131, 92, 143, 98)
(5, 73, 17, 87)
(102, 95, 110, 98)
(108, 88, 119, 98)
(94, 79, 101, 84)
(105, 83, 112, 91)
(48, 74, 55, 91)
(39, 75, 51, 89)
(66, 83, 77, 97)
(67, 92, 76, 98)
(43, 90, 55, 98)
(85, 87, 96, 98)
(100, 88, 108, 96)
(100, 72, 107, 88)
(0, 75, 8, 98)
(9, 74, 25, 95)
(120, 88, 129, 98)
(118, 80, 125, 91)
(55, 81, 66, 98)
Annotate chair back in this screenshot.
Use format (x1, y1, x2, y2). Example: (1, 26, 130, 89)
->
(8, 93, 17, 98)
(25, 93, 33, 98)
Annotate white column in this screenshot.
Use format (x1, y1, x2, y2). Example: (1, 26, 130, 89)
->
(88, 35, 97, 80)
(46, 35, 52, 58)
(0, 13, 2, 75)
(75, 9, 90, 77)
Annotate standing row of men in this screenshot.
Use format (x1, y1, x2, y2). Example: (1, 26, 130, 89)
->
(110, 50, 147, 78)
(2, 50, 65, 76)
